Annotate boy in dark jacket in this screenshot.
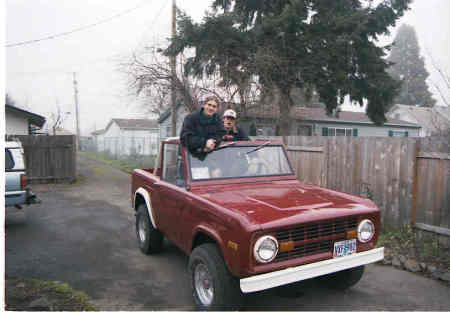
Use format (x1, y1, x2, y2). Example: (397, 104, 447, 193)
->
(180, 96, 225, 159)
(222, 109, 250, 141)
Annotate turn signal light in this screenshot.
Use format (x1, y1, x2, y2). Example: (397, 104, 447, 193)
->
(347, 230, 357, 239)
(279, 241, 294, 252)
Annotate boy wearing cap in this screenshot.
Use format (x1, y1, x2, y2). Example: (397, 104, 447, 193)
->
(222, 109, 250, 141)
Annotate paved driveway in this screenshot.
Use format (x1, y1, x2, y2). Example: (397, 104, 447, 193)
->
(5, 153, 450, 310)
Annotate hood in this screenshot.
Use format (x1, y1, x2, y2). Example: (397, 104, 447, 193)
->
(193, 180, 377, 229)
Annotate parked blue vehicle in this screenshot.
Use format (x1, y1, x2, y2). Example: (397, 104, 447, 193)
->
(5, 141, 37, 209)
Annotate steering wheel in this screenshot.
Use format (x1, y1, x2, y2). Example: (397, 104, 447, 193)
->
(247, 159, 270, 175)
(256, 160, 270, 174)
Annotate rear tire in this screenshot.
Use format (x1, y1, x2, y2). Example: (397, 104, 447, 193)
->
(317, 265, 365, 290)
(188, 243, 242, 309)
(135, 204, 163, 254)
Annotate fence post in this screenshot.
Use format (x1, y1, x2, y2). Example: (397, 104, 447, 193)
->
(410, 140, 421, 226)
(72, 135, 77, 182)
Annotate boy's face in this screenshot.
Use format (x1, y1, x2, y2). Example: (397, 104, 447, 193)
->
(204, 100, 218, 116)
(223, 116, 236, 130)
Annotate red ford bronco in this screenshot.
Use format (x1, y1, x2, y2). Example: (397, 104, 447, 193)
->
(131, 138, 384, 309)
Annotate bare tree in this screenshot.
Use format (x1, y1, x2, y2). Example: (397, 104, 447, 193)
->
(122, 47, 206, 116)
(425, 47, 450, 107)
(121, 46, 262, 117)
(429, 108, 450, 137)
(48, 103, 70, 135)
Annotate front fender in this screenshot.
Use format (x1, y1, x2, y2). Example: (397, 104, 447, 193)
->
(134, 187, 158, 228)
(191, 224, 244, 277)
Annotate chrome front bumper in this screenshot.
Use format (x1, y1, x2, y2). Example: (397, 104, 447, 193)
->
(240, 247, 384, 293)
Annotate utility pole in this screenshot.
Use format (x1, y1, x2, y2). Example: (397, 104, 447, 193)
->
(73, 72, 81, 150)
(170, 0, 177, 137)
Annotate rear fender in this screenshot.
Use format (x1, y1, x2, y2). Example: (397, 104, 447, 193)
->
(134, 187, 157, 228)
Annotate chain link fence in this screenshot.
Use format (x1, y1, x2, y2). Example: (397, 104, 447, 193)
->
(81, 136, 160, 169)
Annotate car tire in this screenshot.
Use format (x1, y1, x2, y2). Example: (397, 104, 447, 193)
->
(188, 243, 242, 309)
(135, 204, 163, 254)
(317, 265, 365, 289)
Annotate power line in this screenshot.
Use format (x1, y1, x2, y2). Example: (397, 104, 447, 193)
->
(7, 53, 124, 76)
(134, 0, 170, 50)
(5, 0, 150, 48)
(7, 1, 171, 73)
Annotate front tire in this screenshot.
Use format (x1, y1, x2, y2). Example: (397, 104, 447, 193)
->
(317, 265, 365, 289)
(188, 243, 242, 309)
(135, 204, 163, 254)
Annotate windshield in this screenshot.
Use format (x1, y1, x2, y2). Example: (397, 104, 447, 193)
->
(188, 145, 293, 181)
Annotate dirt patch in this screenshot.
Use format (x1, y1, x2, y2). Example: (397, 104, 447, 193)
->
(5, 277, 98, 311)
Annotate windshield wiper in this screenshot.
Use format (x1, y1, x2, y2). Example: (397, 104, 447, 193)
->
(215, 141, 236, 150)
(246, 141, 270, 154)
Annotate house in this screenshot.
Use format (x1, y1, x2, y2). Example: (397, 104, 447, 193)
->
(158, 104, 188, 141)
(91, 118, 159, 156)
(5, 104, 46, 135)
(240, 107, 421, 137)
(387, 104, 450, 137)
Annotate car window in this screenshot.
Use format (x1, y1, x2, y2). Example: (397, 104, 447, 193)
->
(162, 143, 185, 186)
(5, 148, 25, 170)
(5, 149, 15, 170)
(188, 145, 293, 181)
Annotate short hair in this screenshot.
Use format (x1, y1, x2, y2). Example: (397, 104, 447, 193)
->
(204, 96, 220, 106)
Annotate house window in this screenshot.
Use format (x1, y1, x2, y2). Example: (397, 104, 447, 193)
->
(322, 127, 356, 137)
(166, 126, 171, 137)
(389, 130, 408, 137)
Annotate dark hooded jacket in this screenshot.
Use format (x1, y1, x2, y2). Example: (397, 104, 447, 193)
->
(223, 126, 250, 141)
(180, 108, 225, 159)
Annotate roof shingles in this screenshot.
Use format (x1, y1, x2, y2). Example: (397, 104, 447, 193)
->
(111, 118, 158, 129)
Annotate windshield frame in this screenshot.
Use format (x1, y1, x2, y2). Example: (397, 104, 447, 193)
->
(185, 141, 296, 184)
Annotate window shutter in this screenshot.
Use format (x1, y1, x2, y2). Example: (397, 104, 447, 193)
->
(388, 130, 393, 137)
(322, 127, 328, 136)
(405, 131, 408, 137)
(353, 128, 358, 137)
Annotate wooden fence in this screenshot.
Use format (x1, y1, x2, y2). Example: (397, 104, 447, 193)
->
(8, 135, 77, 184)
(273, 136, 450, 232)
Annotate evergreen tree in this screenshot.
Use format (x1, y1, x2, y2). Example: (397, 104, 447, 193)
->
(167, 0, 411, 135)
(387, 24, 436, 108)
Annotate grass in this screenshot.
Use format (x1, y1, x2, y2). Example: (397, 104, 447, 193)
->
(80, 151, 156, 174)
(5, 277, 98, 311)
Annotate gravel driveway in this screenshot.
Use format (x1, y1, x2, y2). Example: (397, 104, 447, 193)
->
(5, 153, 450, 310)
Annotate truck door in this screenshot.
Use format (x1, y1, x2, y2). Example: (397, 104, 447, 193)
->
(157, 143, 187, 247)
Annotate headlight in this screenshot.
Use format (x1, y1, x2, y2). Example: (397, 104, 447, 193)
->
(357, 219, 375, 243)
(253, 235, 278, 263)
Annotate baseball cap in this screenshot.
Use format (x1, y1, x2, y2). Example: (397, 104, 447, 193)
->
(223, 109, 237, 119)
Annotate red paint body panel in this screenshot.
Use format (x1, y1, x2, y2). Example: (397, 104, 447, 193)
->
(131, 139, 381, 278)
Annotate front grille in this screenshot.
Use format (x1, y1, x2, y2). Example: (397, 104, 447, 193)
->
(274, 216, 358, 262)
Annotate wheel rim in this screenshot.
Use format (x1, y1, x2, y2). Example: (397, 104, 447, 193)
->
(194, 262, 214, 306)
(138, 215, 148, 243)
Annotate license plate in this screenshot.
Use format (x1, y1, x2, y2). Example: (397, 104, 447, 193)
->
(333, 239, 356, 258)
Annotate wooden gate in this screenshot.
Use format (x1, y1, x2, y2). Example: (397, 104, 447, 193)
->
(9, 135, 77, 184)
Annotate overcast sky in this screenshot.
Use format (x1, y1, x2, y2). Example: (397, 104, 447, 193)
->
(4, 0, 450, 135)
